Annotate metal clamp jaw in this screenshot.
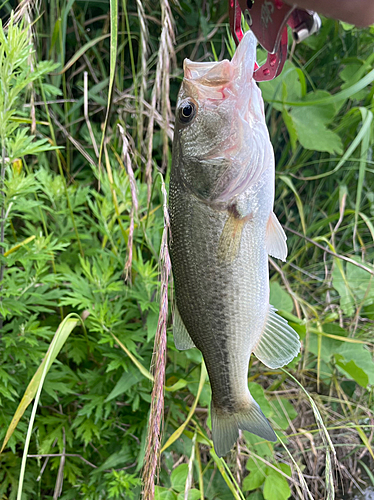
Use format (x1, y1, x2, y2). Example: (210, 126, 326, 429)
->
(229, 0, 321, 81)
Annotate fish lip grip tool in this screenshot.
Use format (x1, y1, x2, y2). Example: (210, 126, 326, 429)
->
(229, 0, 321, 81)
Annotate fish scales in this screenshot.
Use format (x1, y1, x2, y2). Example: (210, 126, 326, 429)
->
(169, 31, 301, 457)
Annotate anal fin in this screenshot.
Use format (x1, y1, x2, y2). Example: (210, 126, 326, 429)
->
(266, 212, 287, 262)
(253, 305, 301, 369)
(173, 305, 196, 350)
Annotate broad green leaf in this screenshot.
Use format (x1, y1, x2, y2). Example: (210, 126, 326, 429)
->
(147, 310, 159, 341)
(177, 490, 201, 500)
(332, 263, 355, 316)
(332, 257, 374, 316)
(246, 492, 264, 500)
(243, 460, 267, 491)
(260, 61, 302, 110)
(299, 90, 341, 123)
(346, 259, 374, 303)
(308, 332, 344, 363)
(274, 463, 292, 477)
(335, 343, 374, 385)
(171, 464, 188, 492)
(105, 369, 142, 402)
(244, 432, 274, 458)
(155, 487, 178, 500)
(335, 356, 369, 388)
(248, 383, 272, 417)
(263, 474, 291, 500)
(270, 398, 297, 430)
(246, 458, 267, 473)
(298, 105, 373, 180)
(341, 22, 355, 31)
(289, 106, 343, 154)
(269, 282, 293, 314)
(242, 470, 266, 492)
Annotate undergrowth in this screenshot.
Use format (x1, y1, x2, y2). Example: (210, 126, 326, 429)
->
(0, 1, 373, 499)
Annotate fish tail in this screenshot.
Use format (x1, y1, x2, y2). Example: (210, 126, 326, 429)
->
(211, 397, 276, 457)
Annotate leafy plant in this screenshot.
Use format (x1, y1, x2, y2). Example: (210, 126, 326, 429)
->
(0, 2, 373, 500)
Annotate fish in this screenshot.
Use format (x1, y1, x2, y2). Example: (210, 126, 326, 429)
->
(168, 31, 301, 458)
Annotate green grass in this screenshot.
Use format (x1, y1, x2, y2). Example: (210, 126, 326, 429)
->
(0, 1, 373, 499)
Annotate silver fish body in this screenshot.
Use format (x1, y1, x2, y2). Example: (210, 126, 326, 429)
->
(169, 32, 300, 457)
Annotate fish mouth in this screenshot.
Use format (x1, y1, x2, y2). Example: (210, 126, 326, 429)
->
(178, 31, 270, 203)
(183, 31, 257, 98)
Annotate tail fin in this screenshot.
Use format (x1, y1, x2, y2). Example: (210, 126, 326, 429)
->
(211, 398, 276, 457)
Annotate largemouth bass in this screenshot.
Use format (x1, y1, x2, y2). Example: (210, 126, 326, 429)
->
(169, 31, 300, 457)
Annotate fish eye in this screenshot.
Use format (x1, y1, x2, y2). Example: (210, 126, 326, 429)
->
(178, 99, 197, 124)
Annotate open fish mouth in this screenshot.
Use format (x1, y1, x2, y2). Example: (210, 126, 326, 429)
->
(183, 31, 257, 99)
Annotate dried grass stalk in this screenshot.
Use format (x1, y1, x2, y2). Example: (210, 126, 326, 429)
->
(142, 176, 171, 499)
(5, 0, 40, 26)
(135, 0, 149, 148)
(118, 125, 138, 281)
(145, 0, 176, 204)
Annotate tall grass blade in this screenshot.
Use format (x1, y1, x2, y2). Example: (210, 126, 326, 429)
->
(1, 314, 81, 454)
(354, 108, 372, 248)
(3, 314, 82, 500)
(161, 361, 207, 452)
(110, 332, 154, 382)
(279, 175, 306, 235)
(98, 0, 118, 167)
(59, 34, 109, 74)
(282, 369, 336, 498)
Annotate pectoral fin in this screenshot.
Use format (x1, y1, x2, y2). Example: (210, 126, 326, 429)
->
(266, 212, 287, 262)
(218, 209, 252, 262)
(253, 305, 301, 369)
(173, 305, 196, 350)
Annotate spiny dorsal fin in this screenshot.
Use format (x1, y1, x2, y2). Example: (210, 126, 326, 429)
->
(218, 209, 252, 263)
(173, 305, 196, 350)
(253, 305, 300, 369)
(266, 212, 287, 262)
